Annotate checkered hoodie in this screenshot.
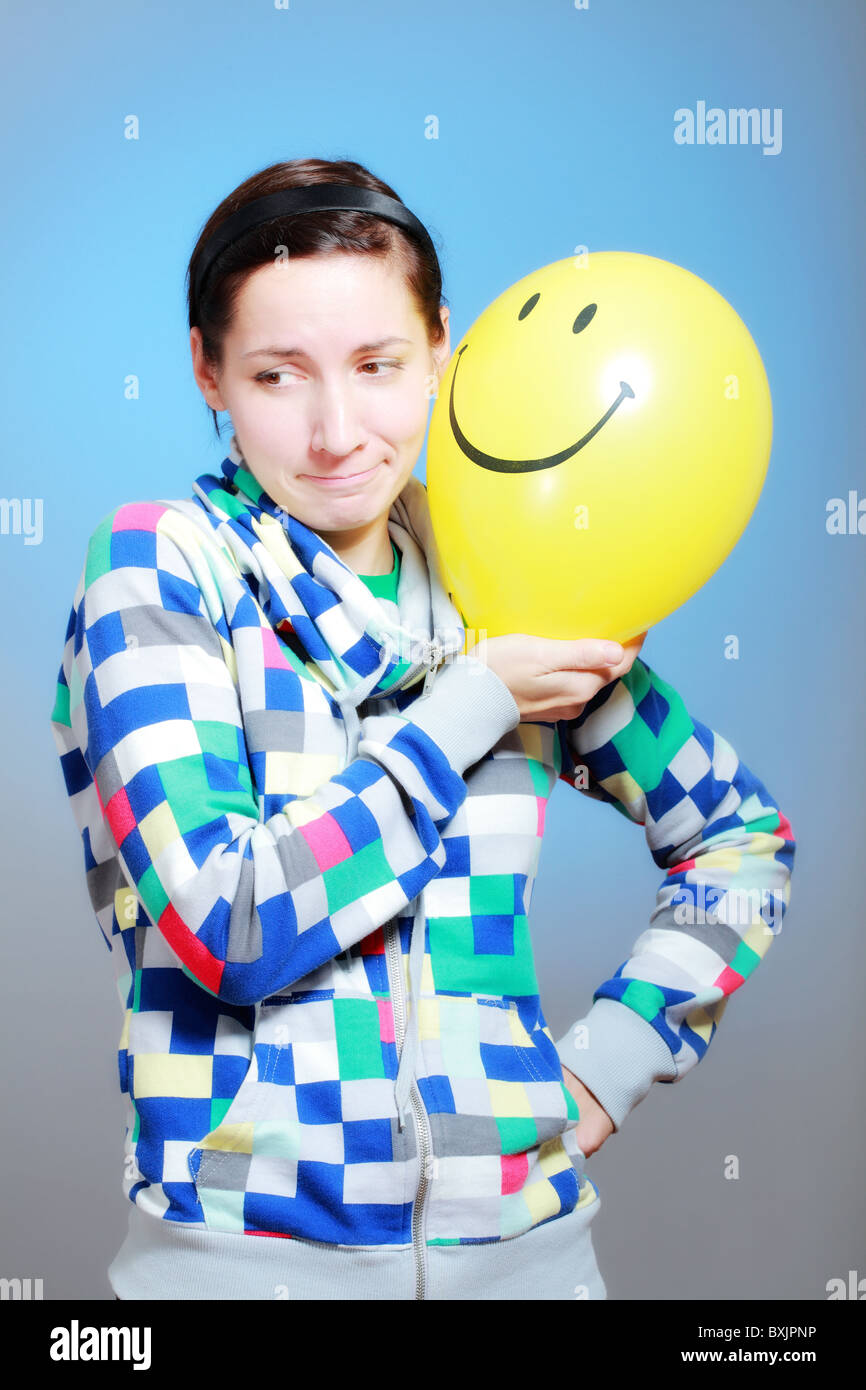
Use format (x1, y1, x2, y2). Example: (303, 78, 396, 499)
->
(49, 436, 795, 1288)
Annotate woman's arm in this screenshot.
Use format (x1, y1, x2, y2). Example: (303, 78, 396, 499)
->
(553, 655, 796, 1132)
(50, 502, 520, 1008)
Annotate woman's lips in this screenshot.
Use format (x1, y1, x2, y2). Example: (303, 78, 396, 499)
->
(301, 462, 381, 488)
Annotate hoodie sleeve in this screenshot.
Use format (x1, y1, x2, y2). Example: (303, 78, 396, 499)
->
(50, 503, 521, 1008)
(552, 655, 795, 1133)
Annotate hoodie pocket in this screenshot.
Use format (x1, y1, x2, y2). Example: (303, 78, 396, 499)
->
(188, 988, 411, 1241)
(474, 998, 595, 1210)
(464, 995, 577, 1148)
(186, 1002, 274, 1196)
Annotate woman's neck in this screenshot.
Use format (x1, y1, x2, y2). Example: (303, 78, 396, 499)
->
(317, 524, 394, 576)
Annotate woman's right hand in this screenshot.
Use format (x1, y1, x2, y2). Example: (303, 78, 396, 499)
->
(464, 632, 647, 723)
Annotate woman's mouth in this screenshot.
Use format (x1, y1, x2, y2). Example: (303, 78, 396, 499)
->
(301, 462, 382, 488)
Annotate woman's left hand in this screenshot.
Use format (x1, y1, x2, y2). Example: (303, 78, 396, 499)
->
(561, 1065, 616, 1158)
(562, 628, 648, 720)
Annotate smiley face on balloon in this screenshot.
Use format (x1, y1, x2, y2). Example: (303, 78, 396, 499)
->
(426, 251, 772, 643)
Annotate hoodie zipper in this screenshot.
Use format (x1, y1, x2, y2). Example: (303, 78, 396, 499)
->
(380, 641, 445, 1299)
(378, 636, 446, 700)
(385, 919, 432, 1301)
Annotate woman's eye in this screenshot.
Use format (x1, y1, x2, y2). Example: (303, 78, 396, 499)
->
(359, 360, 403, 377)
(256, 361, 404, 387)
(256, 370, 296, 387)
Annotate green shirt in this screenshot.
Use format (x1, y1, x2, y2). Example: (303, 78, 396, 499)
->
(357, 538, 401, 602)
(357, 539, 415, 688)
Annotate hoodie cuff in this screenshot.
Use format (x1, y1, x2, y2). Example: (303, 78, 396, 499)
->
(553, 997, 679, 1133)
(407, 653, 521, 776)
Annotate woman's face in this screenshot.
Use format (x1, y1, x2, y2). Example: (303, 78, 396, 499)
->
(191, 251, 451, 559)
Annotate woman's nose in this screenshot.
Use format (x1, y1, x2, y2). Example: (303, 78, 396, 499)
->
(309, 381, 367, 457)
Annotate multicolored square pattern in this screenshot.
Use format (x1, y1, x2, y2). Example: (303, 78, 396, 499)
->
(49, 467, 795, 1248)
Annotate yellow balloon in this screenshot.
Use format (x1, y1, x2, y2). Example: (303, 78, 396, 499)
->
(427, 251, 772, 644)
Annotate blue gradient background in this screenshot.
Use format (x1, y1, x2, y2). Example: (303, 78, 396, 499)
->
(2, 0, 863, 1300)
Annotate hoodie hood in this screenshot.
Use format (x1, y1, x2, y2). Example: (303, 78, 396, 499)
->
(189, 435, 467, 742)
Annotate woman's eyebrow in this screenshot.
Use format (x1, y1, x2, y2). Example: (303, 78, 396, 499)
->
(242, 337, 413, 359)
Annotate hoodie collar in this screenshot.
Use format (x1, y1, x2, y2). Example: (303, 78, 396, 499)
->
(190, 434, 467, 702)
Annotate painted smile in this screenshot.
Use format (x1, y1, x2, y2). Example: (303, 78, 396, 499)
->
(448, 343, 635, 474)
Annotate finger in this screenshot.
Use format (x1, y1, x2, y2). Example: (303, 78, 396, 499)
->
(537, 638, 624, 671)
(617, 635, 649, 674)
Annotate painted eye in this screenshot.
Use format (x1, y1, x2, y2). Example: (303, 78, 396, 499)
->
(573, 303, 598, 334)
(518, 293, 540, 320)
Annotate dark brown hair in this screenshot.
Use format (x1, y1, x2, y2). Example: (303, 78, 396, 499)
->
(186, 158, 447, 438)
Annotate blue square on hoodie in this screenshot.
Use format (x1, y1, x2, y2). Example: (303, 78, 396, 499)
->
(473, 915, 516, 956)
(263, 666, 304, 706)
(212, 1052, 252, 1096)
(296, 1080, 342, 1125)
(254, 1041, 294, 1086)
(86, 610, 128, 667)
(418, 1073, 456, 1114)
(329, 795, 381, 851)
(438, 835, 471, 876)
(110, 527, 157, 571)
(343, 1118, 393, 1163)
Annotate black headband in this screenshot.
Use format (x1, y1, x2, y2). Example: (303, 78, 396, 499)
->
(192, 183, 438, 310)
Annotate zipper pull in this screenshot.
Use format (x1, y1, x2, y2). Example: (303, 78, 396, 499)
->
(420, 638, 444, 698)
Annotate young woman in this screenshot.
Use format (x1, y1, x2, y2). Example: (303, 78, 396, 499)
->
(50, 157, 795, 1301)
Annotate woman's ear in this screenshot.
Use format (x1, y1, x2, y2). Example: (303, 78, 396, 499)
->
(190, 327, 228, 413)
(432, 306, 452, 383)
